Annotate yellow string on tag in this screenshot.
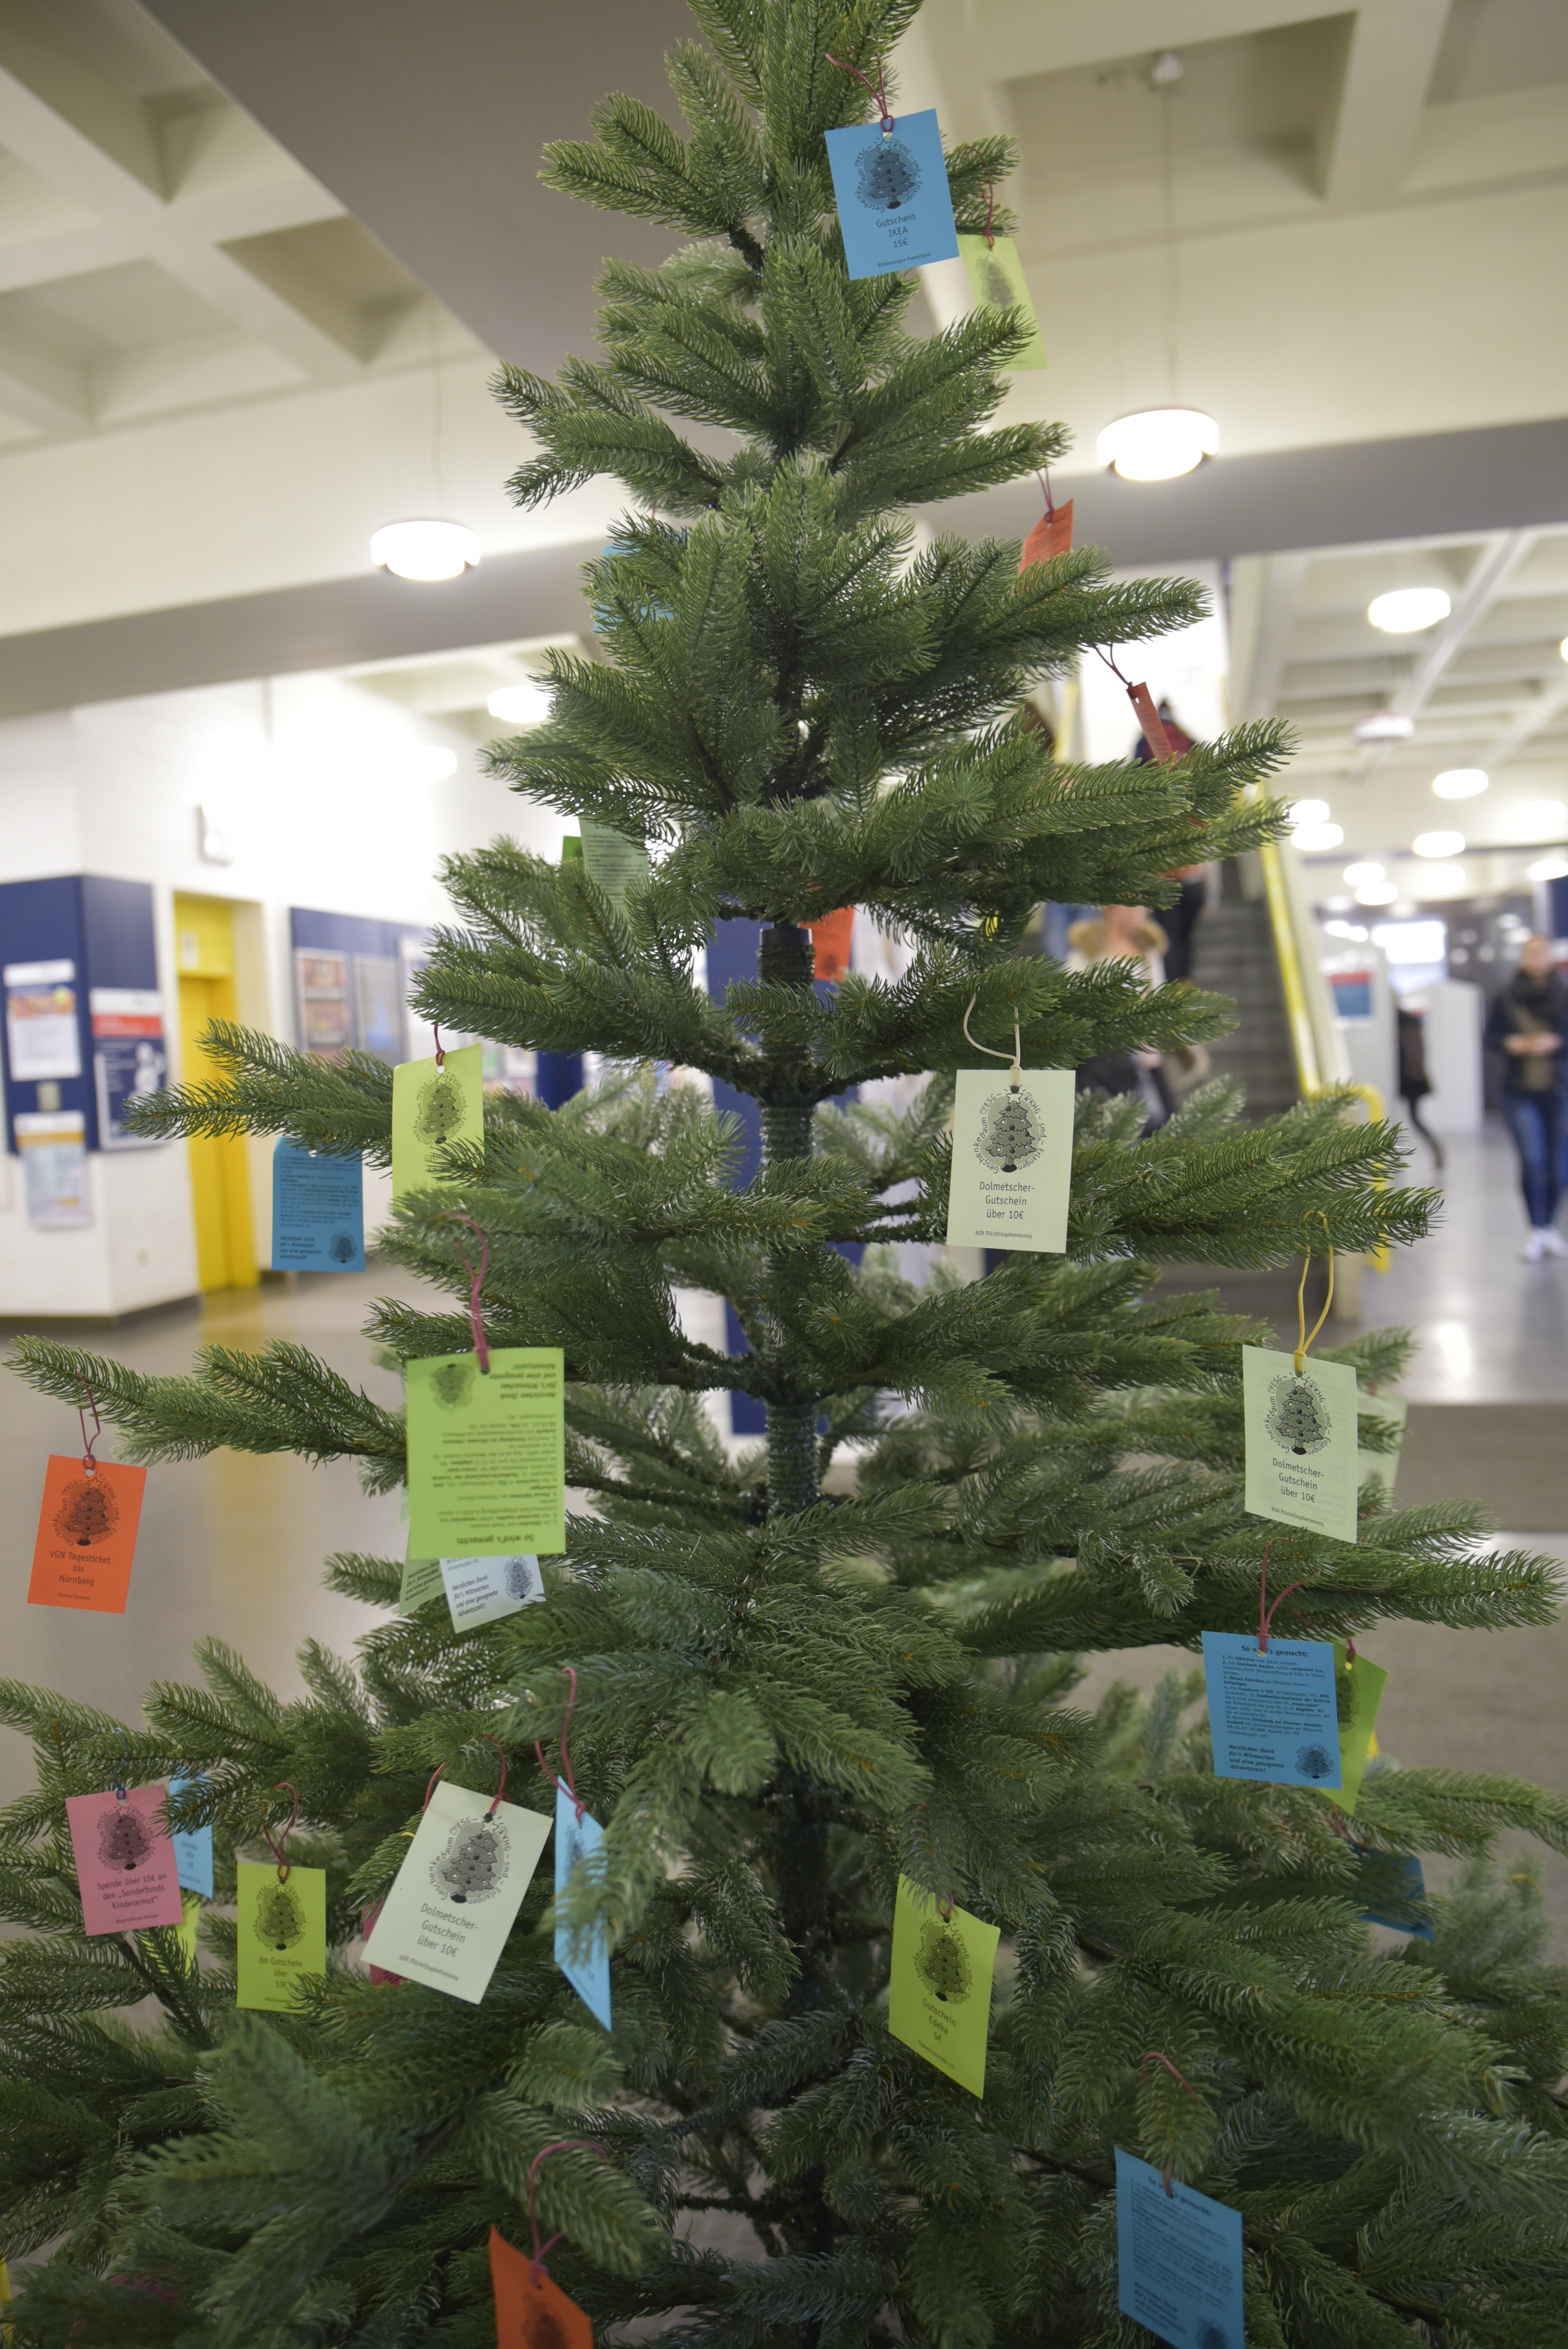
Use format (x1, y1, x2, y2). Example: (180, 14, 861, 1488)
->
(1293, 1213, 1335, 1375)
(962, 991, 1023, 1089)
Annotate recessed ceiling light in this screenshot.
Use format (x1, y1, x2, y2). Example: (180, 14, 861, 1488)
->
(1529, 855, 1568, 881)
(1355, 880, 1401, 905)
(1560, 638, 1568, 665)
(1324, 919, 1369, 939)
(1517, 799, 1568, 836)
(1352, 711, 1415, 745)
(1433, 768, 1488, 799)
(371, 517, 481, 582)
(1095, 406, 1219, 481)
(1290, 798, 1331, 826)
(1413, 830, 1465, 858)
(1292, 822, 1344, 852)
(1368, 588, 1450, 634)
(488, 683, 553, 725)
(1343, 861, 1384, 885)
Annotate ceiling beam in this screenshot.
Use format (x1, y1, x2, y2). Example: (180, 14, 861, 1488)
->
(1317, 0, 1451, 205)
(1348, 529, 1537, 780)
(962, 0, 1316, 85)
(1480, 673, 1568, 769)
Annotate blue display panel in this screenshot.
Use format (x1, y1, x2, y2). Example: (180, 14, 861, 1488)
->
(0, 875, 160, 1154)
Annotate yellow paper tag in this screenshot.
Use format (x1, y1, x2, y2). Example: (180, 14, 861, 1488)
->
(175, 1889, 201, 1970)
(406, 1348, 565, 1559)
(957, 233, 1048, 368)
(390, 1043, 484, 1206)
(235, 1861, 327, 2012)
(887, 1877, 999, 2097)
(1316, 1642, 1388, 1816)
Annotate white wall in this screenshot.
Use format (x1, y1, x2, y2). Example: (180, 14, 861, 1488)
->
(0, 672, 556, 1316)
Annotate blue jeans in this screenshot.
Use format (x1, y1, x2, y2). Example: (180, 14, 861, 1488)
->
(1502, 1091, 1568, 1227)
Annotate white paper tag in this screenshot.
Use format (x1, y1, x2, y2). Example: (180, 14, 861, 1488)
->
(945, 1068, 1074, 1253)
(362, 1779, 551, 2005)
(1243, 1346, 1360, 1545)
(440, 1553, 544, 1629)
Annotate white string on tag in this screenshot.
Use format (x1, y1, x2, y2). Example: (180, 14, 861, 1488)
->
(962, 993, 1023, 1091)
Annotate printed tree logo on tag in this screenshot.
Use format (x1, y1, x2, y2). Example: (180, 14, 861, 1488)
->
(1266, 1372, 1332, 1456)
(430, 1815, 509, 1905)
(974, 1087, 1045, 1175)
(53, 1475, 119, 1549)
(431, 1358, 476, 1410)
(915, 1917, 972, 2004)
(855, 135, 920, 212)
(97, 1803, 155, 1873)
(975, 251, 1014, 308)
(413, 1070, 466, 1144)
(328, 1232, 356, 1264)
(1196, 2324, 1235, 2349)
(503, 1557, 537, 1600)
(253, 1878, 307, 1952)
(1295, 1741, 1336, 1782)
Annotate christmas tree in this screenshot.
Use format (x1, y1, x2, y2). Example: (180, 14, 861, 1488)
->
(5, 1, 1568, 2340)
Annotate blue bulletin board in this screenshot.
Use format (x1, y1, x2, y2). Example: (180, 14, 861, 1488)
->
(0, 875, 162, 1155)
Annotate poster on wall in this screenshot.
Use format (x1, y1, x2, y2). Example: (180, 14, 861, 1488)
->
(15, 1109, 92, 1227)
(90, 989, 167, 1150)
(294, 951, 351, 1062)
(4, 959, 82, 1081)
(353, 955, 403, 1064)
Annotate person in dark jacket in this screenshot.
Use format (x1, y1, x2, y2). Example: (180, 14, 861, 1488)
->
(1484, 934, 1568, 1260)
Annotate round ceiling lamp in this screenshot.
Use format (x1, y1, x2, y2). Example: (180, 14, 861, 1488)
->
(488, 683, 553, 725)
(1290, 798, 1330, 826)
(1529, 855, 1568, 881)
(1292, 822, 1344, 852)
(1343, 861, 1384, 886)
(1368, 587, 1450, 634)
(1096, 406, 1219, 482)
(1355, 880, 1400, 905)
(1352, 711, 1415, 745)
(371, 518, 481, 583)
(1432, 768, 1488, 799)
(1413, 830, 1464, 859)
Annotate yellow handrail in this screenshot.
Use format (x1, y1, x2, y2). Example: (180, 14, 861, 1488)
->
(1258, 837, 1321, 1095)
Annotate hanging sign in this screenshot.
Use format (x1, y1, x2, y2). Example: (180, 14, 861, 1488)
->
(400, 1552, 446, 1613)
(271, 1140, 365, 1271)
(4, 958, 81, 1080)
(29, 1456, 147, 1614)
(554, 1785, 612, 2030)
(390, 1043, 484, 1206)
(1202, 1629, 1342, 1791)
(1243, 1346, 1360, 1545)
(90, 989, 167, 1149)
(406, 1348, 566, 1559)
(1115, 2149, 1244, 2349)
(577, 820, 650, 906)
(957, 233, 1047, 367)
(235, 1860, 327, 2012)
(887, 1876, 999, 2097)
(490, 2226, 593, 2349)
(825, 110, 960, 280)
(441, 1552, 545, 1630)
(65, 1782, 183, 1936)
(167, 1767, 214, 1898)
(945, 1068, 1074, 1253)
(362, 1778, 551, 2005)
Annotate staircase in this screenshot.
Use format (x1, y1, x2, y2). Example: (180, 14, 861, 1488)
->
(1188, 889, 1299, 1121)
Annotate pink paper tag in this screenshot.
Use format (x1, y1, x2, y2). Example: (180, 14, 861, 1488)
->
(66, 1782, 184, 1936)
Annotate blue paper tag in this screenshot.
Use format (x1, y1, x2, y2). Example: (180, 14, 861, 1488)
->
(1357, 1850, 1434, 1939)
(271, 1139, 365, 1272)
(554, 1783, 611, 2030)
(1201, 1630, 1342, 1790)
(167, 1767, 213, 1898)
(824, 108, 959, 280)
(1116, 2149, 1245, 2349)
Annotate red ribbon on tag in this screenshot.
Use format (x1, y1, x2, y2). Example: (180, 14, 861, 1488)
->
(1127, 680, 1174, 764)
(1019, 499, 1073, 570)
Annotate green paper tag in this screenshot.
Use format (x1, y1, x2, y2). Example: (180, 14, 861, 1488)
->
(390, 1043, 484, 1207)
(957, 233, 1048, 368)
(946, 1068, 1074, 1253)
(175, 1890, 201, 1970)
(887, 1877, 999, 2098)
(235, 1861, 326, 2012)
(1319, 1640, 1387, 1816)
(579, 820, 650, 906)
(1243, 1346, 1360, 1545)
(400, 1552, 445, 1613)
(406, 1347, 566, 1558)
(1356, 1392, 1407, 1494)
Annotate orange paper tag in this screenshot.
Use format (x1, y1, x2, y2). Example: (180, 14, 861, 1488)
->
(28, 1456, 146, 1614)
(1127, 681, 1173, 763)
(808, 906, 855, 983)
(489, 2229, 592, 2349)
(1019, 499, 1073, 570)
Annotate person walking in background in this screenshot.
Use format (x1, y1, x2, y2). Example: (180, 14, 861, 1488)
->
(1397, 1003, 1444, 1170)
(1485, 932, 1568, 1260)
(1067, 905, 1174, 1128)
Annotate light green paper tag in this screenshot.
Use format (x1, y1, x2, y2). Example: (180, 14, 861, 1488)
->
(887, 1876, 1000, 2098)
(406, 1347, 566, 1558)
(235, 1861, 326, 2012)
(957, 233, 1048, 368)
(1356, 1392, 1408, 1494)
(1243, 1346, 1360, 1545)
(579, 820, 650, 906)
(945, 1068, 1074, 1253)
(363, 1779, 551, 2004)
(175, 1890, 201, 1969)
(400, 1552, 445, 1613)
(390, 1043, 484, 1207)
(1317, 1640, 1387, 1816)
